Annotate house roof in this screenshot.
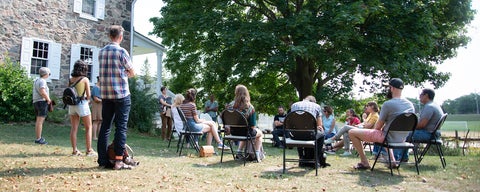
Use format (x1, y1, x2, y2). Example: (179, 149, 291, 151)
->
(133, 30, 166, 55)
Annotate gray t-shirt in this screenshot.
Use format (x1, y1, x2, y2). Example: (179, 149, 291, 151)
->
(32, 78, 49, 103)
(379, 98, 415, 142)
(420, 101, 444, 133)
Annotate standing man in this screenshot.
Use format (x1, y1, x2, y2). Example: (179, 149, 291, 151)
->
(394, 88, 444, 161)
(97, 25, 135, 170)
(204, 94, 219, 122)
(32, 67, 51, 145)
(290, 95, 329, 168)
(272, 105, 287, 148)
(349, 78, 414, 169)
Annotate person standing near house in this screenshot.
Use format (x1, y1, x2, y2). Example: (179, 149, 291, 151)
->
(32, 67, 51, 145)
(204, 94, 219, 122)
(97, 25, 136, 170)
(68, 60, 96, 156)
(91, 76, 102, 141)
(159, 86, 173, 140)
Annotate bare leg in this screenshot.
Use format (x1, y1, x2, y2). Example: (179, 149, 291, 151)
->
(348, 129, 370, 167)
(70, 115, 80, 153)
(35, 116, 46, 139)
(82, 115, 93, 152)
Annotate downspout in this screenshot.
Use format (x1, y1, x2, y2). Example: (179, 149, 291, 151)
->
(130, 0, 137, 55)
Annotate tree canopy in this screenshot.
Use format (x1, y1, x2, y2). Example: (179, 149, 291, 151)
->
(150, 0, 475, 114)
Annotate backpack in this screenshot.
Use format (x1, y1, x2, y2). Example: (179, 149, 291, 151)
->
(62, 77, 85, 108)
(107, 143, 139, 166)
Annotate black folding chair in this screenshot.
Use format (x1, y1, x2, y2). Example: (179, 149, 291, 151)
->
(371, 112, 419, 176)
(169, 107, 203, 156)
(220, 109, 256, 166)
(415, 113, 448, 169)
(282, 110, 319, 176)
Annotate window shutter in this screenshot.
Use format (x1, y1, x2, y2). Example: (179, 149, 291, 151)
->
(95, 0, 105, 20)
(70, 44, 81, 78)
(92, 47, 100, 84)
(73, 0, 82, 14)
(20, 37, 33, 77)
(48, 42, 62, 80)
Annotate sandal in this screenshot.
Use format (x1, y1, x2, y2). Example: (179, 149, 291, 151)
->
(385, 163, 399, 169)
(353, 163, 371, 170)
(86, 149, 97, 157)
(113, 161, 133, 170)
(71, 150, 81, 156)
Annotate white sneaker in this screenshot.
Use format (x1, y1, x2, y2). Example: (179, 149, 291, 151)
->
(340, 151, 352, 156)
(324, 138, 335, 144)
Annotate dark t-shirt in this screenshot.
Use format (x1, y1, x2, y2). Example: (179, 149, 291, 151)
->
(274, 113, 286, 129)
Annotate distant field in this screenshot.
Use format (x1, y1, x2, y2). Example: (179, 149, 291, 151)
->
(443, 114, 480, 132)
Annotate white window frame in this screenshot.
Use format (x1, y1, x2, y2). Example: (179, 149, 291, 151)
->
(73, 0, 105, 21)
(70, 44, 100, 84)
(20, 37, 61, 82)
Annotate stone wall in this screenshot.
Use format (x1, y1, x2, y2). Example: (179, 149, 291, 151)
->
(0, 0, 133, 95)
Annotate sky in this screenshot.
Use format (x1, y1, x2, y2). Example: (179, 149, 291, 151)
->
(133, 0, 480, 104)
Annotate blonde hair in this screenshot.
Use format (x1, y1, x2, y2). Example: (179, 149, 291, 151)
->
(233, 84, 251, 110)
(173, 94, 185, 107)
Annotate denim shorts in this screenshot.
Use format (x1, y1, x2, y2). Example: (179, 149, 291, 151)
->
(68, 100, 91, 117)
(186, 118, 204, 132)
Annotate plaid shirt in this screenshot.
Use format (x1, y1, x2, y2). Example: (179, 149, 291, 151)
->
(98, 43, 133, 99)
(290, 100, 322, 119)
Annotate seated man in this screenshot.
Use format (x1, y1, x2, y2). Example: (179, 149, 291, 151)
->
(272, 106, 287, 148)
(394, 88, 444, 161)
(290, 95, 329, 168)
(349, 78, 414, 169)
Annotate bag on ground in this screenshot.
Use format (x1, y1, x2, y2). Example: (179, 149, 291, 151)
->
(107, 143, 140, 166)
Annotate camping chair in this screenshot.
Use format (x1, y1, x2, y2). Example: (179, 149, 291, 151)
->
(371, 112, 419, 176)
(415, 113, 448, 169)
(282, 110, 319, 176)
(220, 109, 257, 166)
(169, 107, 203, 156)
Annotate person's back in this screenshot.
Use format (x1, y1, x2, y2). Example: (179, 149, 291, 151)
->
(421, 101, 443, 133)
(380, 98, 415, 142)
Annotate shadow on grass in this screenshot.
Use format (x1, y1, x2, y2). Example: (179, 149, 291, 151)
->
(0, 165, 101, 178)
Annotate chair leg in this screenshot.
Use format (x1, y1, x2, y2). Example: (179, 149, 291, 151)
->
(436, 144, 446, 169)
(179, 134, 186, 156)
(412, 146, 420, 175)
(370, 146, 383, 171)
(283, 143, 286, 174)
(418, 143, 431, 164)
(220, 138, 226, 163)
(176, 134, 183, 153)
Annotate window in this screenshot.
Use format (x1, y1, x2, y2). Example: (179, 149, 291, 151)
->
(70, 44, 100, 83)
(20, 37, 61, 80)
(73, 0, 105, 21)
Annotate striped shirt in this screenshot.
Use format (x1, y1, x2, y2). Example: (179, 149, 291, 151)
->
(98, 43, 133, 99)
(290, 100, 322, 119)
(179, 102, 197, 119)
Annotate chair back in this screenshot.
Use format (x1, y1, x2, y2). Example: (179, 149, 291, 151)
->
(175, 107, 197, 132)
(385, 112, 418, 143)
(221, 109, 249, 136)
(171, 107, 184, 134)
(283, 110, 317, 140)
(431, 113, 448, 140)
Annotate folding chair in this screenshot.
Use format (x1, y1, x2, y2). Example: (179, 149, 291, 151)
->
(371, 112, 419, 176)
(169, 107, 203, 156)
(282, 110, 319, 176)
(220, 109, 257, 166)
(416, 113, 448, 169)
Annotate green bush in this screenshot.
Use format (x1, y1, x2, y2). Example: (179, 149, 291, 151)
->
(128, 76, 158, 133)
(0, 56, 35, 122)
(46, 95, 68, 124)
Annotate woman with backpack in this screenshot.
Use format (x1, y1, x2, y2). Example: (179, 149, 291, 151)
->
(68, 60, 96, 156)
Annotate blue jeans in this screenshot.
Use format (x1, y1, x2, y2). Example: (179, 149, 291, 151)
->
(393, 130, 441, 160)
(97, 95, 131, 166)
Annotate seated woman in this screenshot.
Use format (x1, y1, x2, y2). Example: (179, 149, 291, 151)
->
(325, 105, 379, 156)
(226, 84, 264, 162)
(179, 88, 229, 150)
(322, 106, 336, 140)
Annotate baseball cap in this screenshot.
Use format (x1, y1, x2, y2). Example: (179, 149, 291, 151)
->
(384, 78, 404, 89)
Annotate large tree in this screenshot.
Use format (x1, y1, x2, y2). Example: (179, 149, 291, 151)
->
(150, 0, 475, 114)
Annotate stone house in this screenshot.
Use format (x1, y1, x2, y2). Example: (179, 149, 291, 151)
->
(0, 0, 166, 96)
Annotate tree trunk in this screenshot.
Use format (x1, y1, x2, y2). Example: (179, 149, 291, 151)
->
(288, 57, 315, 101)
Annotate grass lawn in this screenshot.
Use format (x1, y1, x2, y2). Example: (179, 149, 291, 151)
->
(1, 122, 479, 191)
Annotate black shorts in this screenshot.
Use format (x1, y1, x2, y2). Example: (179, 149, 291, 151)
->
(34, 101, 48, 117)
